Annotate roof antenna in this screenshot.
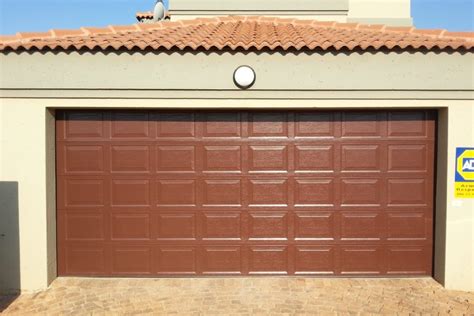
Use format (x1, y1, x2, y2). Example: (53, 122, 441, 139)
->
(152, 0, 166, 22)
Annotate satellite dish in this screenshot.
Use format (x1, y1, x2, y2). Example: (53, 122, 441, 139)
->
(153, 0, 166, 22)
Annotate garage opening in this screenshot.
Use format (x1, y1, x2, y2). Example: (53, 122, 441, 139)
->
(56, 110, 436, 276)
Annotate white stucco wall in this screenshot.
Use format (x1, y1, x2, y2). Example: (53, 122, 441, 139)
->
(0, 50, 473, 292)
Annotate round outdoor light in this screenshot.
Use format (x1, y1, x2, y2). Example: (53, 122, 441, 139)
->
(233, 65, 256, 89)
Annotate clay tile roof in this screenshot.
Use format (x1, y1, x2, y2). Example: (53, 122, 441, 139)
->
(1, 16, 473, 53)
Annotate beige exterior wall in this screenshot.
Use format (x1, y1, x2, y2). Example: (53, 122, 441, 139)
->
(0, 50, 473, 292)
(168, 0, 412, 26)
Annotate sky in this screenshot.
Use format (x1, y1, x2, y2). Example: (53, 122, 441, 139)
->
(0, 0, 473, 35)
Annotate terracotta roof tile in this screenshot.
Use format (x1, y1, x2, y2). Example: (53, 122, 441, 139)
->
(1, 16, 473, 53)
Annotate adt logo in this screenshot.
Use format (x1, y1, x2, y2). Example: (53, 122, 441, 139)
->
(463, 158, 474, 172)
(456, 148, 474, 182)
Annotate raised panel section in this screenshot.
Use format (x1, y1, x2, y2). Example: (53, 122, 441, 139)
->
(387, 247, 428, 274)
(295, 145, 334, 172)
(111, 180, 150, 206)
(388, 145, 427, 172)
(388, 111, 427, 137)
(64, 112, 104, 139)
(111, 112, 149, 138)
(340, 247, 381, 274)
(249, 112, 288, 137)
(249, 246, 288, 274)
(294, 212, 334, 240)
(157, 180, 196, 206)
(202, 112, 241, 137)
(111, 146, 150, 172)
(112, 248, 151, 274)
(111, 214, 150, 240)
(249, 146, 287, 172)
(388, 179, 427, 206)
(203, 180, 241, 206)
(341, 179, 380, 206)
(387, 213, 427, 240)
(64, 145, 104, 173)
(202, 247, 241, 274)
(157, 146, 195, 172)
(202, 212, 241, 240)
(155, 247, 196, 274)
(64, 179, 104, 207)
(342, 145, 380, 171)
(203, 146, 241, 172)
(156, 112, 195, 138)
(295, 247, 335, 274)
(295, 112, 335, 137)
(341, 212, 381, 240)
(294, 179, 334, 206)
(342, 112, 380, 137)
(157, 213, 196, 240)
(249, 212, 288, 240)
(66, 247, 105, 274)
(249, 180, 288, 206)
(65, 214, 104, 240)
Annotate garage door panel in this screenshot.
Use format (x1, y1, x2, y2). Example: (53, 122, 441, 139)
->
(63, 212, 105, 241)
(387, 179, 428, 206)
(110, 213, 151, 240)
(341, 179, 382, 206)
(248, 179, 288, 206)
(202, 112, 242, 138)
(341, 112, 385, 138)
(249, 145, 289, 172)
(65, 247, 106, 275)
(294, 246, 335, 274)
(156, 213, 196, 240)
(111, 112, 150, 139)
(388, 144, 429, 172)
(248, 112, 288, 138)
(60, 179, 105, 208)
(155, 112, 196, 138)
(386, 246, 431, 274)
(295, 112, 338, 138)
(155, 246, 197, 274)
(341, 145, 381, 172)
(386, 212, 430, 240)
(112, 247, 151, 274)
(202, 180, 242, 206)
(57, 110, 435, 277)
(203, 146, 242, 172)
(248, 211, 289, 240)
(294, 145, 335, 172)
(60, 145, 105, 174)
(248, 246, 288, 274)
(294, 179, 335, 206)
(61, 111, 106, 140)
(340, 246, 383, 275)
(388, 111, 430, 138)
(111, 180, 151, 207)
(201, 246, 242, 274)
(294, 211, 335, 240)
(340, 212, 383, 240)
(111, 145, 150, 173)
(201, 212, 242, 240)
(156, 180, 196, 206)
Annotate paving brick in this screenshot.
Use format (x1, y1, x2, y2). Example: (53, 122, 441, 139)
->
(1, 278, 473, 315)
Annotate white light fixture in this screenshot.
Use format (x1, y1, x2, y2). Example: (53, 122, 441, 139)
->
(233, 65, 256, 89)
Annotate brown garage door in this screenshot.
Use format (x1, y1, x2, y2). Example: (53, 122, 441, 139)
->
(56, 110, 435, 276)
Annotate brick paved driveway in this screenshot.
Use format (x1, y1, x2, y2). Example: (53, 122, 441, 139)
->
(1, 278, 473, 315)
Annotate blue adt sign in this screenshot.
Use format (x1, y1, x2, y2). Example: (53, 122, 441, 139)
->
(455, 147, 474, 198)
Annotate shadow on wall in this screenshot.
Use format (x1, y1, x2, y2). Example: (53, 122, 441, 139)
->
(0, 182, 20, 309)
